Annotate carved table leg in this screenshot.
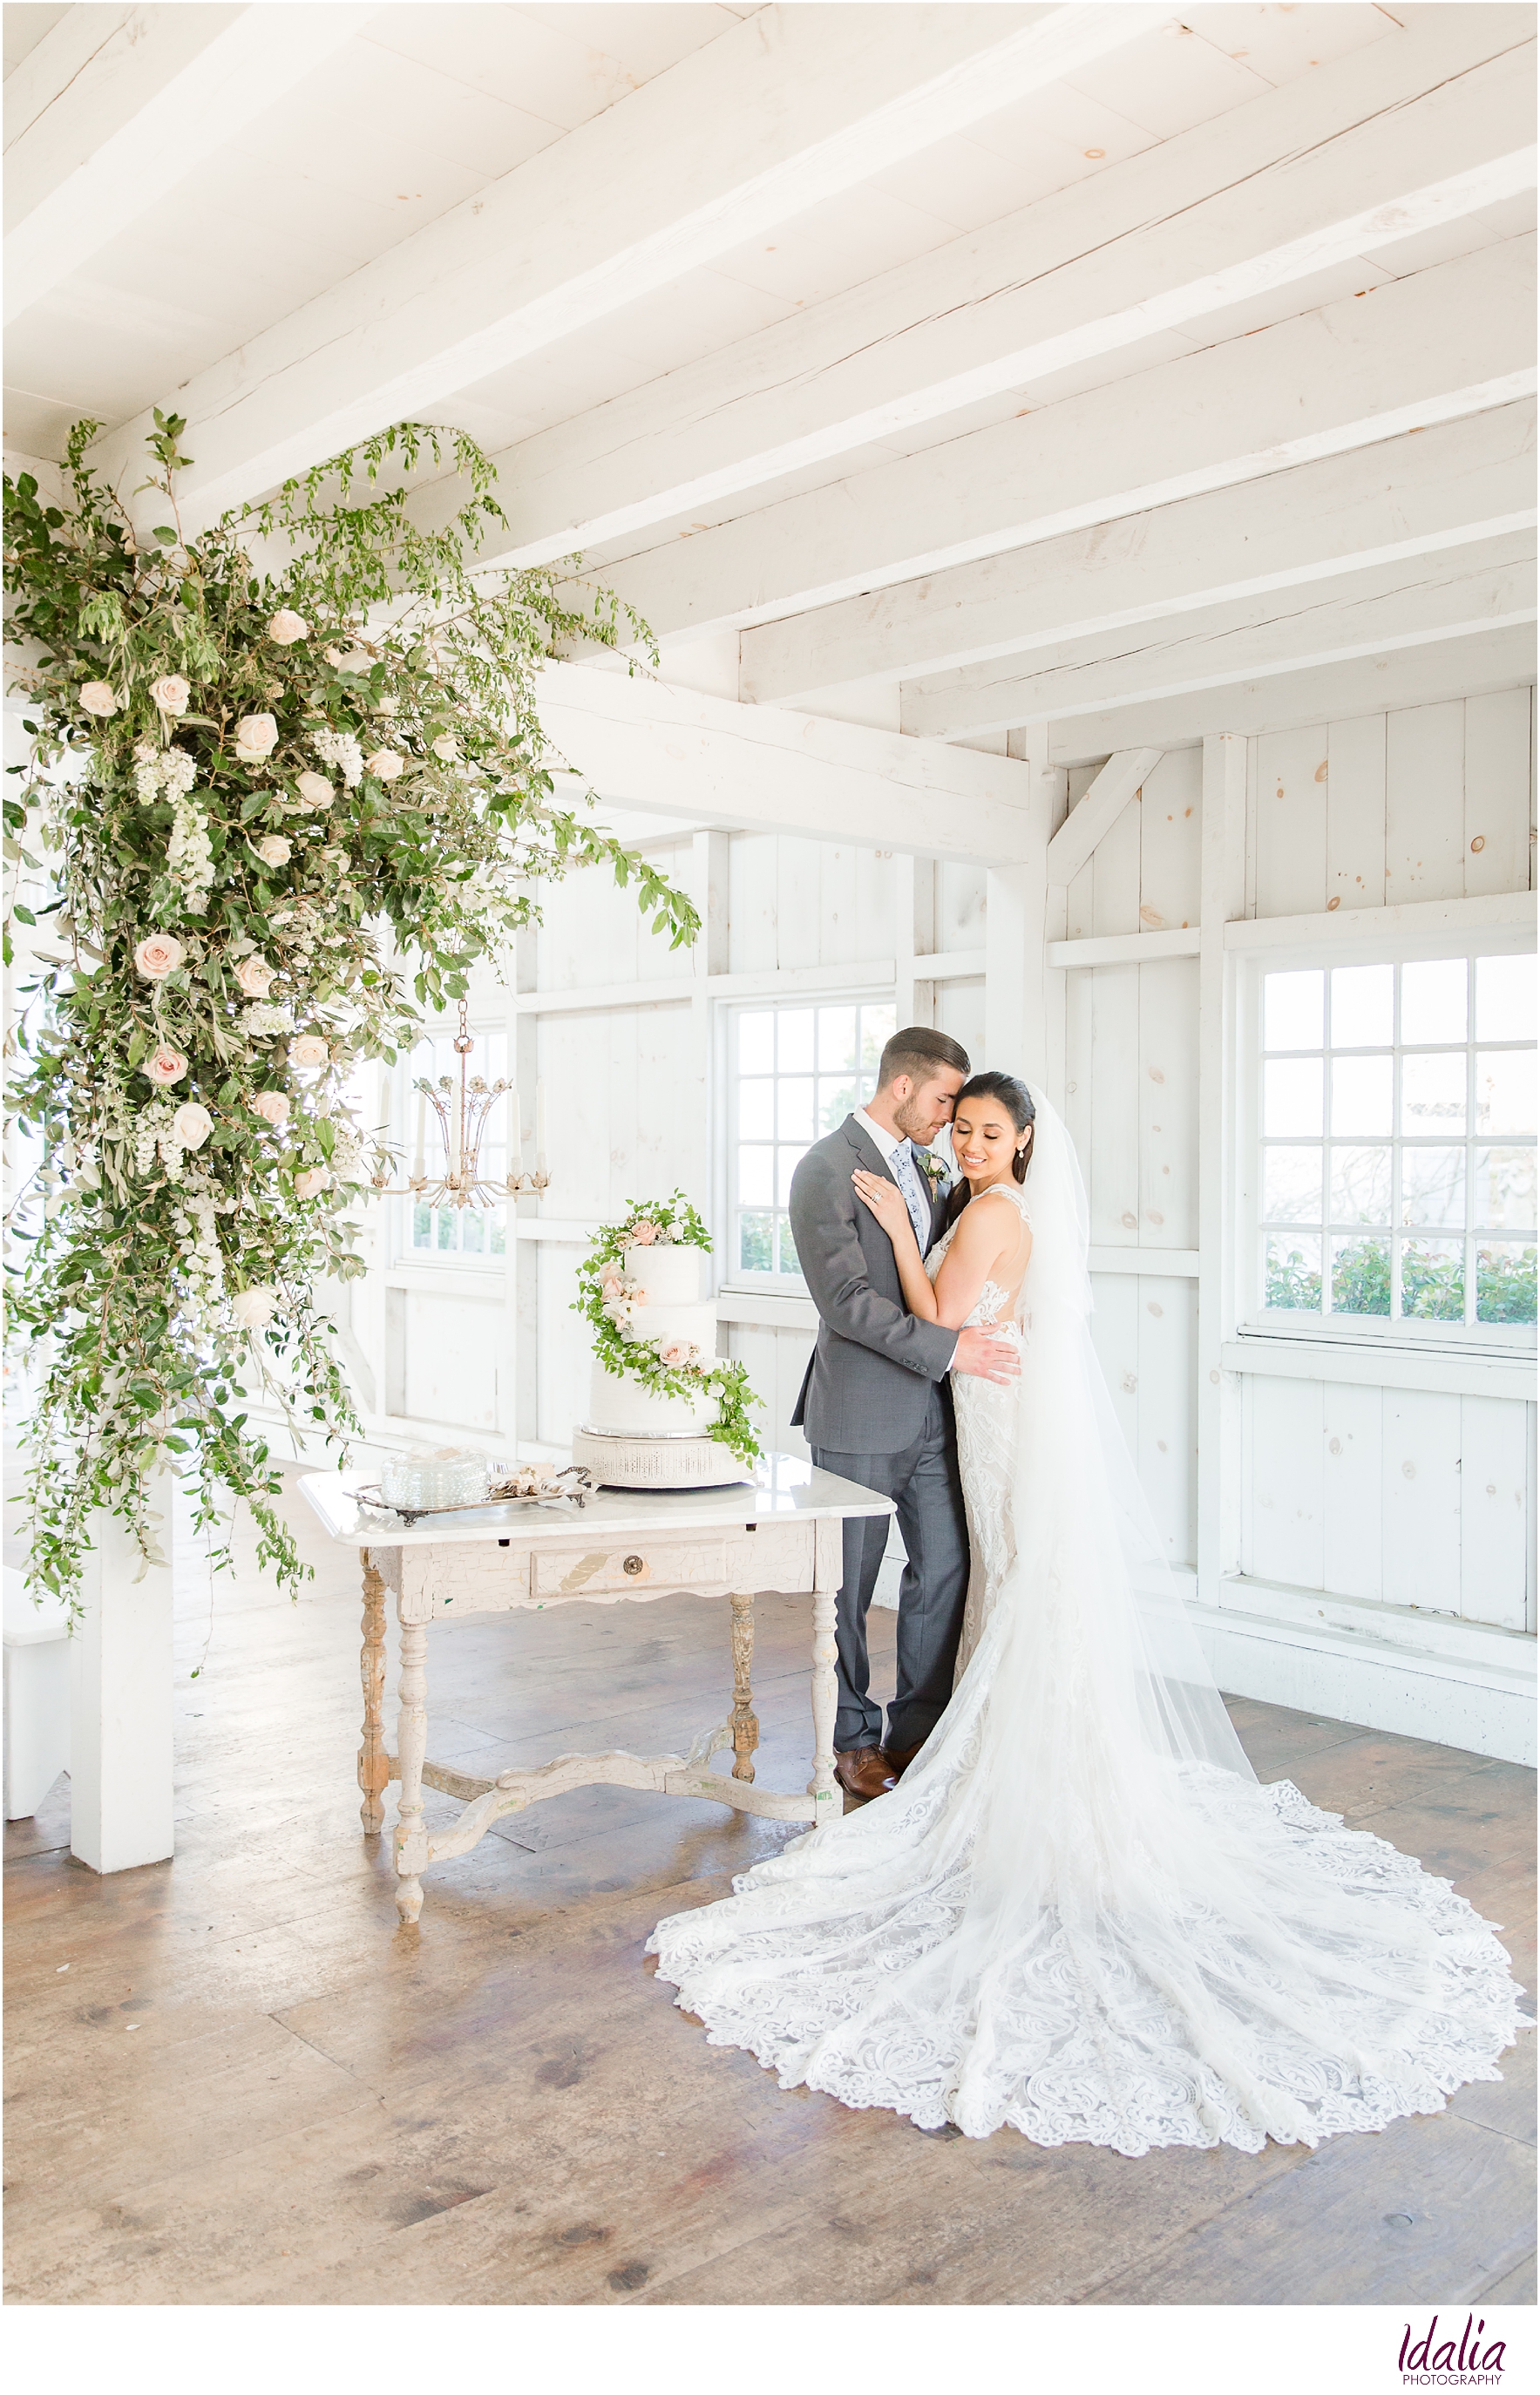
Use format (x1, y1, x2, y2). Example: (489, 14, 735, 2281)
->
(729, 1589, 759, 1783)
(393, 1617, 429, 1925)
(357, 1550, 389, 1836)
(809, 1582, 839, 1824)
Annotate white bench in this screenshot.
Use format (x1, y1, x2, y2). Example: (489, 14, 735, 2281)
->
(3, 1565, 71, 1820)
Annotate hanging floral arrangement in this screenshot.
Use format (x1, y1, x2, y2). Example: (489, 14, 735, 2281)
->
(3, 413, 697, 1608)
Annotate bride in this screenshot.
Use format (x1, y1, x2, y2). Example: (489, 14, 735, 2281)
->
(648, 1074, 1527, 2155)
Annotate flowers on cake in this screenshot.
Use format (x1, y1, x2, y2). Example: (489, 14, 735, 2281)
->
(574, 1189, 761, 1467)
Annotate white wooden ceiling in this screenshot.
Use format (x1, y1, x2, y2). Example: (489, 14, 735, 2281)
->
(5, 2, 1535, 783)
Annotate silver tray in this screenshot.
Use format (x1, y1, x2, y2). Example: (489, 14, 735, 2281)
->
(353, 1464, 594, 1526)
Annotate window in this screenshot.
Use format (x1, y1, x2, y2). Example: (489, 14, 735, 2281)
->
(403, 1028, 511, 1263)
(1257, 952, 1536, 1333)
(728, 998, 895, 1286)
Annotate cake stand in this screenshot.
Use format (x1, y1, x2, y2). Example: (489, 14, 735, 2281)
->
(570, 1422, 753, 1490)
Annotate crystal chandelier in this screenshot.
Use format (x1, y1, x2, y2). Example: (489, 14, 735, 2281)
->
(373, 1001, 547, 1207)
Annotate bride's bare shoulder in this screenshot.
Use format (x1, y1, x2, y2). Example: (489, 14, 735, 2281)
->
(948, 1187, 1022, 1260)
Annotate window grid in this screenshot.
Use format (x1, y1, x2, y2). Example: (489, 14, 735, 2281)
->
(405, 1028, 509, 1263)
(1258, 955, 1536, 1329)
(729, 998, 896, 1286)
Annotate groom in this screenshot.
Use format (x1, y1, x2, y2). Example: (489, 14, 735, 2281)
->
(790, 1027, 1020, 1804)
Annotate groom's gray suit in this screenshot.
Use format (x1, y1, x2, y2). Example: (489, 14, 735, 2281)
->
(790, 1115, 969, 1754)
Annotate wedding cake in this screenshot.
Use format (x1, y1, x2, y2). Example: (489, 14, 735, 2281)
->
(572, 1194, 759, 1489)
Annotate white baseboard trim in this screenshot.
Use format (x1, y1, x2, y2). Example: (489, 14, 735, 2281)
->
(1191, 1575, 1536, 1766)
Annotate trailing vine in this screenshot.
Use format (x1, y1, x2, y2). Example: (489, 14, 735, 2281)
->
(573, 1191, 761, 1466)
(3, 412, 698, 1610)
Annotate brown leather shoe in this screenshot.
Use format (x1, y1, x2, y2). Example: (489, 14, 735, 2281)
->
(834, 1746, 896, 1803)
(884, 1740, 924, 1780)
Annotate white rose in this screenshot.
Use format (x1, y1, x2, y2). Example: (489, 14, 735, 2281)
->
(294, 771, 332, 811)
(288, 1035, 329, 1069)
(133, 933, 184, 980)
(78, 681, 120, 718)
(234, 712, 279, 760)
(149, 675, 191, 716)
(231, 1286, 276, 1328)
(431, 734, 459, 762)
(364, 748, 404, 783)
(267, 610, 310, 646)
(250, 1089, 290, 1128)
(295, 1166, 332, 1199)
(254, 835, 291, 868)
(233, 954, 275, 998)
(172, 1103, 213, 1151)
(374, 694, 399, 716)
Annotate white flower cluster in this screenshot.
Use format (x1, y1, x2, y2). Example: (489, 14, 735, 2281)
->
(131, 1100, 197, 1182)
(313, 727, 364, 789)
(597, 1260, 642, 1330)
(152, 742, 214, 913)
(173, 1182, 235, 1331)
(132, 743, 198, 806)
(241, 1003, 290, 1039)
(328, 1118, 366, 1186)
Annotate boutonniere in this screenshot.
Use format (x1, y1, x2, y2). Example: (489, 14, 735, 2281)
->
(915, 1148, 951, 1191)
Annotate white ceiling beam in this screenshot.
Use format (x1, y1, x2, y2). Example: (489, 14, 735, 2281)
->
(421, 10, 1536, 573)
(1046, 750, 1163, 887)
(593, 236, 1537, 643)
(3, 3, 377, 325)
(84, 2, 1154, 530)
(534, 664, 1039, 868)
(906, 535, 1536, 742)
(739, 404, 1537, 703)
(1042, 626, 1538, 763)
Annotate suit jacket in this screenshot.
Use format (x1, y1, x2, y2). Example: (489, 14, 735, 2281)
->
(789, 1115, 957, 1453)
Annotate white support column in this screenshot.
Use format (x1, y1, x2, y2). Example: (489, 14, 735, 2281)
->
(1197, 736, 1248, 1611)
(893, 853, 937, 1028)
(68, 1477, 175, 1875)
(985, 729, 1060, 1090)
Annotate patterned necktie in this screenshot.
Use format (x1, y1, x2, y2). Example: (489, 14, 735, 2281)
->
(890, 1140, 933, 1252)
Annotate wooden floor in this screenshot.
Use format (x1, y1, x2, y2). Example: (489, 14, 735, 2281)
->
(4, 1471, 1535, 2307)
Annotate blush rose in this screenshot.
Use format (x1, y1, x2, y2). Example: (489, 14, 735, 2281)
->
(144, 1045, 189, 1087)
(250, 1090, 290, 1128)
(149, 675, 190, 716)
(267, 610, 310, 646)
(133, 933, 184, 980)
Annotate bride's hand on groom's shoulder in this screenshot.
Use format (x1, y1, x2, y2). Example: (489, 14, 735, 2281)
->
(953, 1326, 1021, 1383)
(851, 1168, 912, 1243)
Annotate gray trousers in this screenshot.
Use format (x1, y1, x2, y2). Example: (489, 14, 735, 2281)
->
(811, 1384, 970, 1753)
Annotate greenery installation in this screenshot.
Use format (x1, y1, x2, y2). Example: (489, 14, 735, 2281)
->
(3, 413, 699, 1610)
(573, 1191, 760, 1466)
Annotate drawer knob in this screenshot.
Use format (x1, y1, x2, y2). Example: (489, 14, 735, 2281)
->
(622, 1553, 645, 1577)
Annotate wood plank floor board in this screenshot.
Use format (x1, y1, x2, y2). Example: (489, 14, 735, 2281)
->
(4, 1474, 1532, 2306)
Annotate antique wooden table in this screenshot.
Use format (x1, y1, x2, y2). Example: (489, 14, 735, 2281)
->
(299, 1458, 893, 1925)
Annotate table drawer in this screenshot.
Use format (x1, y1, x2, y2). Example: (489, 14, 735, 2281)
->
(533, 1539, 730, 1598)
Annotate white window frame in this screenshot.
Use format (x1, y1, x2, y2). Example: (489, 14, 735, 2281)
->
(390, 1020, 515, 1275)
(717, 990, 897, 1295)
(1238, 924, 1536, 1361)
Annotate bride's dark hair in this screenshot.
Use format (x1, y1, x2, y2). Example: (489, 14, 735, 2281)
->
(954, 1071, 1035, 1184)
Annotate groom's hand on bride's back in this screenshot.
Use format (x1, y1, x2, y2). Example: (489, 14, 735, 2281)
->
(952, 1327, 1020, 1383)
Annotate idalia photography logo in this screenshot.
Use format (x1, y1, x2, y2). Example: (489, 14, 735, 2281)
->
(1400, 2315, 1508, 2387)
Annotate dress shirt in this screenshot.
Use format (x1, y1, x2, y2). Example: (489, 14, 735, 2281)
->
(855, 1108, 934, 1253)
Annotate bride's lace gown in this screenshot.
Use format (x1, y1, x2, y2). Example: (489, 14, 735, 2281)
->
(648, 1111, 1527, 2156)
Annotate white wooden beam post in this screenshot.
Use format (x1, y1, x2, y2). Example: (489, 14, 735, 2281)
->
(68, 1478, 176, 1875)
(893, 855, 937, 1030)
(1047, 750, 1163, 890)
(985, 728, 1059, 1094)
(1197, 736, 1249, 1618)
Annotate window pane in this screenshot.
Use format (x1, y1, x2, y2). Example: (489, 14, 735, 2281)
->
(817, 1006, 858, 1071)
(1401, 1050, 1466, 1135)
(1401, 1238, 1463, 1320)
(737, 1211, 773, 1274)
(738, 1079, 774, 1139)
(1475, 1146, 1537, 1231)
(1264, 1233, 1320, 1311)
(778, 1009, 815, 1072)
(738, 1011, 774, 1075)
(1264, 969, 1323, 1051)
(777, 1215, 804, 1278)
(1476, 953, 1537, 1044)
(777, 1145, 807, 1205)
(436, 1207, 455, 1250)
(738, 1145, 773, 1204)
(777, 1076, 815, 1140)
(1330, 962, 1393, 1048)
(1476, 1050, 1536, 1136)
(412, 1200, 431, 1250)
(1476, 1242, 1537, 1324)
(859, 1006, 895, 1069)
(461, 1211, 485, 1254)
(1262, 1146, 1321, 1223)
(1330, 1145, 1392, 1225)
(1331, 1054, 1392, 1136)
(818, 1076, 860, 1133)
(1265, 1056, 1323, 1136)
(1331, 1238, 1391, 1317)
(1401, 957, 1467, 1046)
(1401, 1146, 1466, 1229)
